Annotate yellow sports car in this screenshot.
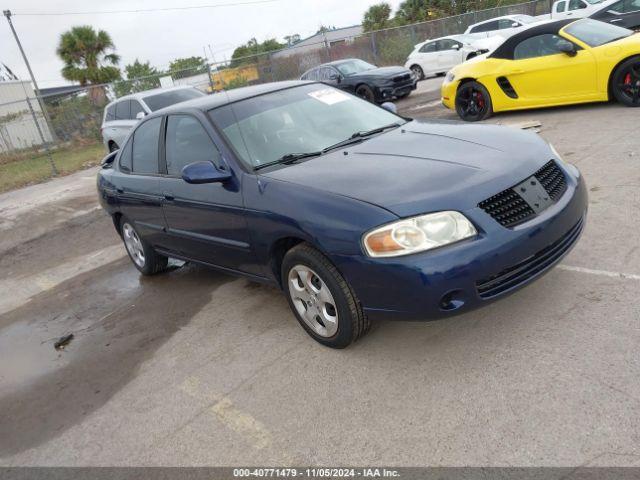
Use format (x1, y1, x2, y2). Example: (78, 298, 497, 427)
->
(441, 19, 640, 121)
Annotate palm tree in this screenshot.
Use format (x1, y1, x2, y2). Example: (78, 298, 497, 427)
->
(56, 26, 121, 104)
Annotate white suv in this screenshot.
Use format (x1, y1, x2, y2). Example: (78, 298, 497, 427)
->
(101, 86, 205, 152)
(464, 14, 537, 39)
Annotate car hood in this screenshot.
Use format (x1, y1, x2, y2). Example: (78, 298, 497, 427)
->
(261, 119, 553, 218)
(349, 66, 410, 79)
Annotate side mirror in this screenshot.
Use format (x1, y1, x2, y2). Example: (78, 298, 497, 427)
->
(380, 102, 397, 114)
(182, 161, 231, 184)
(557, 39, 577, 56)
(512, 22, 520, 27)
(328, 73, 341, 83)
(452, 44, 461, 50)
(135, 111, 146, 120)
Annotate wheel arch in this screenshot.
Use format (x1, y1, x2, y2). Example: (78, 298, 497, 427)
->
(607, 54, 640, 100)
(112, 212, 123, 237)
(269, 236, 307, 289)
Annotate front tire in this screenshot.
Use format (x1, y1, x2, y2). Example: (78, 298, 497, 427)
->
(410, 65, 424, 81)
(282, 244, 369, 348)
(120, 217, 168, 275)
(611, 56, 640, 107)
(355, 84, 375, 103)
(455, 80, 493, 122)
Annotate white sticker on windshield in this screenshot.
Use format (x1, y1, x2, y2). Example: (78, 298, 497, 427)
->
(308, 89, 350, 105)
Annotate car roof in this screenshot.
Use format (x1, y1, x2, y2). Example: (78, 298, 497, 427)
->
(106, 85, 200, 106)
(470, 14, 534, 27)
(149, 80, 311, 115)
(489, 19, 576, 59)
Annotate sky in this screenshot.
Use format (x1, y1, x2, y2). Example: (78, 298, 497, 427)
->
(1, 0, 404, 87)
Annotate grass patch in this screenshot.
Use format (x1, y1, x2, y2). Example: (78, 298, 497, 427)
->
(0, 143, 105, 194)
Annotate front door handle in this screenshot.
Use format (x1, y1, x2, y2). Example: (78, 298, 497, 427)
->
(610, 18, 622, 22)
(116, 188, 124, 194)
(163, 193, 175, 201)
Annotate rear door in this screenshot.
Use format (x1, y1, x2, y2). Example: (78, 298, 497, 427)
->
(158, 113, 257, 273)
(415, 41, 439, 75)
(114, 117, 168, 246)
(505, 33, 597, 105)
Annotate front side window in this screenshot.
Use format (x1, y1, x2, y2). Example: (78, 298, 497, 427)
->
(142, 89, 205, 112)
(498, 18, 519, 29)
(437, 39, 461, 50)
(335, 59, 376, 76)
(208, 84, 405, 168)
(131, 117, 162, 174)
(564, 18, 632, 46)
(165, 115, 221, 176)
(115, 100, 130, 120)
(569, 0, 588, 10)
(130, 100, 145, 119)
(555, 1, 567, 12)
(471, 20, 499, 33)
(514, 34, 572, 59)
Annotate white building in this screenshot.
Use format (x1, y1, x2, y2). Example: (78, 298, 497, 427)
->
(0, 77, 53, 154)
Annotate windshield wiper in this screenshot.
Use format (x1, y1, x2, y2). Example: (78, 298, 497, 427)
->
(349, 122, 403, 139)
(253, 151, 322, 171)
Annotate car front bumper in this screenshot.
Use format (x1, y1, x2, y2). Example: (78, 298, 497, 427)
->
(441, 78, 458, 110)
(375, 80, 417, 102)
(331, 166, 588, 322)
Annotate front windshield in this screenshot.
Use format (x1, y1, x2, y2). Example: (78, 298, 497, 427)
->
(564, 19, 632, 47)
(142, 89, 205, 111)
(208, 84, 405, 168)
(335, 59, 376, 76)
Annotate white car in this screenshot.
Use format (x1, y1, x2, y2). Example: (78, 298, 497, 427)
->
(101, 86, 205, 152)
(404, 35, 503, 80)
(464, 14, 537, 39)
(551, 0, 616, 19)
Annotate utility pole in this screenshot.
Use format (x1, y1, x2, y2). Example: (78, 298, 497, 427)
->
(4, 9, 58, 175)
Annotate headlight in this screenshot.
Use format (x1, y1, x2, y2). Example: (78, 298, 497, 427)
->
(363, 211, 477, 258)
(445, 71, 456, 83)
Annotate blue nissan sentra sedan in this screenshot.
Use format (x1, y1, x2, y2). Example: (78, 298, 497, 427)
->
(97, 81, 587, 348)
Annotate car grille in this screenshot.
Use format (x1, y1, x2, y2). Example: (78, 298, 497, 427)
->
(478, 160, 567, 228)
(475, 216, 584, 299)
(393, 73, 411, 83)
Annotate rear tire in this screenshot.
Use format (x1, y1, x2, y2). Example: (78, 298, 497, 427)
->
(120, 217, 168, 276)
(611, 56, 640, 107)
(455, 80, 493, 122)
(281, 243, 369, 349)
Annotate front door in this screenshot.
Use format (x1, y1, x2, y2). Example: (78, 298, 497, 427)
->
(158, 114, 258, 274)
(504, 34, 597, 105)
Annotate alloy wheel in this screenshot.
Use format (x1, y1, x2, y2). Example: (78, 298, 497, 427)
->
(122, 223, 145, 268)
(457, 85, 488, 119)
(618, 62, 640, 105)
(287, 264, 338, 338)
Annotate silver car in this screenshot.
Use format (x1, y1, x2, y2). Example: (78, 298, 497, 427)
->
(101, 86, 205, 152)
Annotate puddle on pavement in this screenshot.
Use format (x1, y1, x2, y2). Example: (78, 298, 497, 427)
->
(0, 258, 232, 457)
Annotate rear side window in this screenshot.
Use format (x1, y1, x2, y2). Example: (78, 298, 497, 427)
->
(132, 117, 162, 174)
(105, 104, 116, 121)
(419, 42, 437, 52)
(115, 100, 130, 120)
(165, 115, 221, 176)
(142, 89, 204, 112)
(119, 138, 133, 172)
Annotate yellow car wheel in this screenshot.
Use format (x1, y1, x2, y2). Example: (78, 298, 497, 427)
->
(612, 56, 640, 107)
(455, 81, 493, 122)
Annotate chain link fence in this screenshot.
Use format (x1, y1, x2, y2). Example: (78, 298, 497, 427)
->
(0, 0, 550, 190)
